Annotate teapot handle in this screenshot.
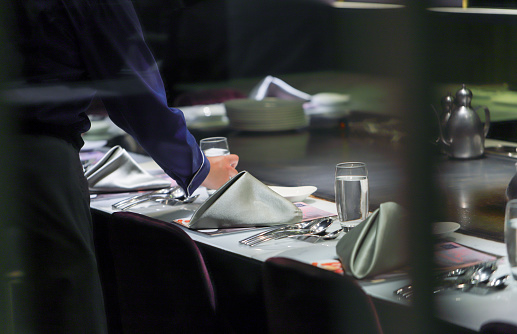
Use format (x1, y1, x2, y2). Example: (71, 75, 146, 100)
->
(475, 105, 490, 137)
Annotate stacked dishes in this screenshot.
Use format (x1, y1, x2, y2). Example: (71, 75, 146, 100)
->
(224, 98, 309, 132)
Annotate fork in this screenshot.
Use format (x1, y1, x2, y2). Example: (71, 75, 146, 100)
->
(112, 186, 181, 209)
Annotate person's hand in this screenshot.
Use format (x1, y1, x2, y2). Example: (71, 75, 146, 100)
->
(201, 154, 239, 190)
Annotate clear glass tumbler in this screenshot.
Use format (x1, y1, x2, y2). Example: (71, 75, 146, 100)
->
(335, 162, 369, 229)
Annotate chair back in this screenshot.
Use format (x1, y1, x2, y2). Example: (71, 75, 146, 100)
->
(480, 321, 517, 334)
(95, 211, 219, 333)
(263, 257, 383, 334)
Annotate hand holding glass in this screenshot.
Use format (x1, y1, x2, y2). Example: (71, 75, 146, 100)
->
(505, 199, 517, 279)
(335, 162, 369, 228)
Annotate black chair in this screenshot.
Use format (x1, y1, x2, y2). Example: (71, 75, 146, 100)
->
(480, 321, 517, 334)
(93, 211, 223, 333)
(262, 257, 383, 334)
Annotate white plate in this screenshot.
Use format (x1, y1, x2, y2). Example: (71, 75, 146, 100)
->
(311, 92, 350, 107)
(268, 186, 317, 202)
(432, 222, 460, 236)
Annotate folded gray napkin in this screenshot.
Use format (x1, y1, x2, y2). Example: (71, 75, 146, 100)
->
(187, 171, 302, 229)
(85, 145, 171, 193)
(336, 202, 409, 279)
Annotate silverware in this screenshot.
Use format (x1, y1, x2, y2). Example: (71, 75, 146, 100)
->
(487, 274, 509, 289)
(286, 228, 343, 241)
(243, 218, 334, 247)
(394, 261, 499, 300)
(154, 194, 200, 206)
(238, 218, 328, 246)
(112, 186, 184, 210)
(111, 186, 184, 209)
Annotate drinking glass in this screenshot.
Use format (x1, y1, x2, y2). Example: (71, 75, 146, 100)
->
(200, 137, 230, 194)
(199, 137, 230, 157)
(335, 162, 369, 229)
(505, 199, 517, 279)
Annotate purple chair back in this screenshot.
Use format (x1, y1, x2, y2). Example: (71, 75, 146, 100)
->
(95, 211, 220, 333)
(263, 257, 383, 334)
(481, 322, 517, 334)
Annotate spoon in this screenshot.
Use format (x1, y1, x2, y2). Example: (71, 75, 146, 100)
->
(486, 274, 509, 289)
(291, 217, 333, 236)
(321, 228, 343, 240)
(247, 218, 333, 246)
(470, 265, 497, 286)
(287, 228, 342, 241)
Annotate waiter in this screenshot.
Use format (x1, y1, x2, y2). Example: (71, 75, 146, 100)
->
(5, 0, 238, 332)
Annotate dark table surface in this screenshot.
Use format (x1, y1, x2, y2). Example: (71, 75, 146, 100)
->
(191, 112, 515, 243)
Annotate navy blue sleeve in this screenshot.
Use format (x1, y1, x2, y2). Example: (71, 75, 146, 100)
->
(69, 0, 209, 195)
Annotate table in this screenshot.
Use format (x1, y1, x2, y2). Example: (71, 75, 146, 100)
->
(91, 190, 515, 334)
(89, 133, 517, 333)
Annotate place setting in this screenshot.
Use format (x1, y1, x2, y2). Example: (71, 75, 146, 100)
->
(237, 161, 370, 248)
(85, 138, 329, 238)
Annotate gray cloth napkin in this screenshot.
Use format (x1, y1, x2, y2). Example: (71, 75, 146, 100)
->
(248, 76, 312, 101)
(336, 202, 409, 279)
(187, 171, 303, 229)
(85, 145, 171, 193)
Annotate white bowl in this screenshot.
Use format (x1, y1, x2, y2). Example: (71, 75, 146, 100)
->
(268, 186, 317, 202)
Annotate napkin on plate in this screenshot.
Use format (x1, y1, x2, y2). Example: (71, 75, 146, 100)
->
(84, 145, 171, 193)
(248, 76, 312, 101)
(187, 171, 302, 229)
(336, 202, 409, 279)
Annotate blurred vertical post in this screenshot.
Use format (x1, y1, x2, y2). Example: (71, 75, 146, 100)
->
(0, 2, 21, 333)
(402, 1, 438, 333)
(332, 1, 438, 332)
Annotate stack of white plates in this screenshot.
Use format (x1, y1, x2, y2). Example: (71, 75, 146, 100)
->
(224, 98, 309, 132)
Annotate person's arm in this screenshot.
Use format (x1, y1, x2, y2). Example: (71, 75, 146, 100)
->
(70, 0, 211, 195)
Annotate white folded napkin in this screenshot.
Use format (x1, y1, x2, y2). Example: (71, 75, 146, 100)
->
(85, 145, 171, 193)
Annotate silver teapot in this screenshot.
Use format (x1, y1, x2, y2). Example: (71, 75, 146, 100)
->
(436, 84, 490, 159)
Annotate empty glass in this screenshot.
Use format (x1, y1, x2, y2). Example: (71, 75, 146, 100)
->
(335, 162, 369, 229)
(505, 199, 517, 279)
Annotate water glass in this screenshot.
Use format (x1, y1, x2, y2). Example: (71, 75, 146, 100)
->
(505, 199, 517, 279)
(335, 162, 369, 229)
(200, 137, 230, 194)
(200, 137, 230, 157)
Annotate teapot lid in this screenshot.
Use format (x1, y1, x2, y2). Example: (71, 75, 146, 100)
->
(455, 84, 472, 106)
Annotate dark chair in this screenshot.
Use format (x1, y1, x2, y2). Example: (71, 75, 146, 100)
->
(93, 211, 222, 333)
(262, 257, 383, 334)
(480, 321, 517, 334)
